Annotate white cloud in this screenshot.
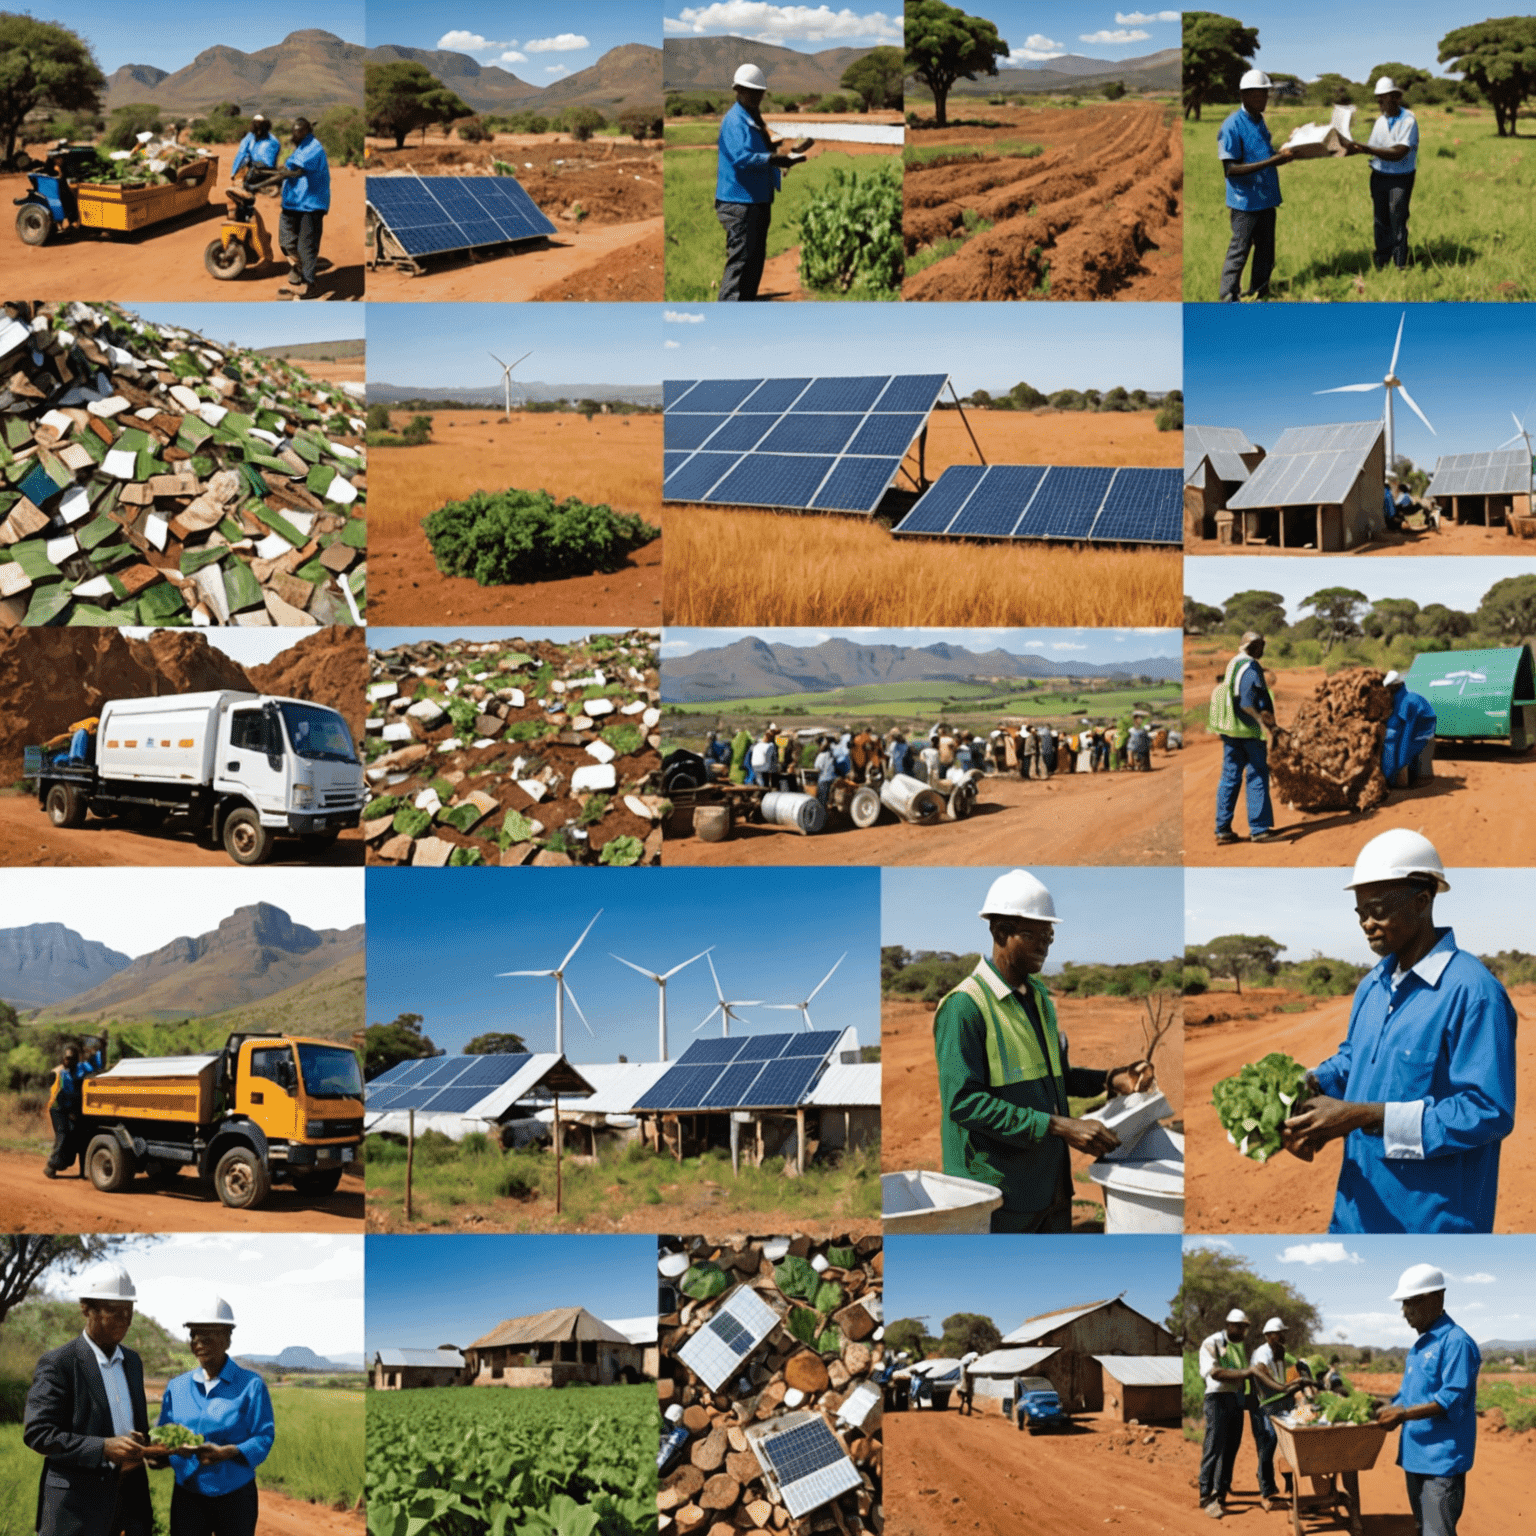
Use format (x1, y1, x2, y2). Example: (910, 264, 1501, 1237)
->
(544, 65, 572, 77)
(664, 339, 682, 349)
(1080, 28, 1151, 44)
(437, 30, 515, 50)
(665, 311, 706, 323)
(1277, 1242, 1363, 1266)
(524, 33, 591, 53)
(498, 50, 528, 65)
(1116, 9, 1180, 22)
(1050, 642, 1088, 651)
(1459, 1272, 1498, 1284)
(664, 4, 901, 44)
(1006, 33, 1065, 63)
(1188, 1237, 1236, 1250)
(1327, 1309, 1417, 1345)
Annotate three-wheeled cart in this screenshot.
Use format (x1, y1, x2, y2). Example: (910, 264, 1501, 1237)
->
(1272, 1420, 1390, 1536)
(14, 145, 217, 246)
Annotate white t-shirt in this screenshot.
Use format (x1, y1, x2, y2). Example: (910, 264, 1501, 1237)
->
(1368, 109, 1418, 174)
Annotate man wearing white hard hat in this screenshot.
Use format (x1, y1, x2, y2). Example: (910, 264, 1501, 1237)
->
(1341, 78, 1419, 270)
(1282, 829, 1516, 1232)
(1375, 1265, 1479, 1535)
(1246, 1317, 1311, 1511)
(1196, 1308, 1253, 1517)
(1216, 68, 1296, 301)
(1380, 671, 1436, 789)
(932, 869, 1155, 1232)
(23, 1263, 156, 1536)
(714, 63, 807, 300)
(958, 1351, 977, 1416)
(155, 1294, 274, 1536)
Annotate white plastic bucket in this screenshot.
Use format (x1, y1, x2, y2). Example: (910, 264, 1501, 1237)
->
(1087, 1157, 1184, 1233)
(882, 1169, 1003, 1233)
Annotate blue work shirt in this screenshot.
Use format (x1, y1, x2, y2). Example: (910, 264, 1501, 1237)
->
(1393, 1312, 1479, 1474)
(52, 1047, 104, 1110)
(1313, 928, 1516, 1233)
(231, 132, 280, 175)
(715, 103, 780, 204)
(1368, 108, 1418, 174)
(1218, 108, 1282, 211)
(1382, 687, 1436, 780)
(159, 1357, 274, 1496)
(281, 136, 330, 212)
(1234, 655, 1272, 731)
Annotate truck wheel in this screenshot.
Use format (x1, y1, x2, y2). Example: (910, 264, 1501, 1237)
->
(86, 1134, 136, 1193)
(848, 786, 881, 829)
(291, 1168, 343, 1196)
(46, 784, 87, 829)
(15, 204, 53, 246)
(204, 237, 247, 279)
(222, 808, 275, 865)
(213, 1147, 271, 1209)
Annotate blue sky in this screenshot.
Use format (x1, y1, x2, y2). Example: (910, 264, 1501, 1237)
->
(365, 1235, 655, 1350)
(884, 867, 1183, 967)
(1186, 868, 1536, 961)
(663, 304, 1182, 396)
(884, 1235, 1182, 1337)
(978, 4, 1184, 66)
(132, 305, 365, 350)
(660, 627, 1181, 661)
(663, 2, 900, 54)
(370, 626, 647, 649)
(1222, 2, 1481, 82)
(367, 304, 660, 389)
(365, 867, 881, 1059)
(1185, 305, 1536, 471)
(1186, 1235, 1536, 1348)
(47, 3, 362, 71)
(1185, 557, 1525, 618)
(369, 0, 656, 74)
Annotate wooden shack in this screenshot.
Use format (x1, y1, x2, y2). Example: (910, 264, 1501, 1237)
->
(999, 1298, 1179, 1412)
(464, 1306, 648, 1388)
(1426, 448, 1532, 528)
(1184, 425, 1265, 542)
(1224, 422, 1385, 551)
(1096, 1355, 1184, 1423)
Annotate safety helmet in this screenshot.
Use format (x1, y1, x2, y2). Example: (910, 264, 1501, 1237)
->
(1382, 670, 1402, 688)
(1239, 69, 1274, 91)
(1345, 828, 1449, 894)
(1226, 1308, 1249, 1324)
(1390, 1263, 1446, 1301)
(961, 1351, 979, 1364)
(1262, 1317, 1286, 1334)
(733, 63, 768, 91)
(76, 1263, 136, 1301)
(184, 1294, 237, 1328)
(251, 113, 269, 124)
(1373, 77, 1400, 96)
(978, 869, 1061, 924)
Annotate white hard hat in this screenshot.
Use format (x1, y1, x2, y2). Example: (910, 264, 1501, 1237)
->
(1373, 77, 1400, 95)
(1262, 1317, 1286, 1334)
(1382, 670, 1402, 688)
(1345, 828, 1449, 894)
(1226, 1308, 1249, 1324)
(979, 869, 1061, 924)
(1239, 69, 1274, 91)
(961, 1351, 979, 1364)
(76, 1263, 136, 1301)
(1390, 1263, 1446, 1300)
(251, 113, 269, 124)
(733, 63, 768, 91)
(184, 1294, 237, 1327)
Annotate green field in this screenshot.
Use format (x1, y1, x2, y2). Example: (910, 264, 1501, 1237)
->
(1184, 104, 1536, 300)
(1476, 1376, 1536, 1432)
(366, 1383, 656, 1536)
(666, 679, 1182, 718)
(664, 122, 721, 147)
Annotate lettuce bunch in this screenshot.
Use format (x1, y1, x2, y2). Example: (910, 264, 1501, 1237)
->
(1212, 1052, 1308, 1164)
(1315, 1390, 1374, 1425)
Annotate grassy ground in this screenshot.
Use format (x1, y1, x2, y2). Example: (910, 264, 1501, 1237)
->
(665, 123, 722, 147)
(667, 680, 1181, 717)
(1477, 1376, 1536, 1432)
(1183, 104, 1536, 300)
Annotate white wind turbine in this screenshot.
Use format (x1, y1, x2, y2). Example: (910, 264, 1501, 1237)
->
(610, 947, 712, 1062)
(1498, 410, 1534, 500)
(489, 349, 532, 421)
(763, 953, 846, 1032)
(695, 952, 762, 1038)
(496, 909, 601, 1057)
(1314, 310, 1435, 473)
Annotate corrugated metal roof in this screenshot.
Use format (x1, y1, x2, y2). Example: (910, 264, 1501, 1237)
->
(469, 1306, 633, 1350)
(806, 1061, 881, 1107)
(1094, 1355, 1183, 1386)
(1002, 1300, 1113, 1345)
(1185, 424, 1258, 484)
(1228, 421, 1381, 510)
(969, 1347, 1058, 1375)
(374, 1348, 464, 1369)
(567, 1060, 674, 1116)
(362, 1053, 595, 1138)
(604, 1316, 658, 1346)
(1426, 448, 1530, 497)
(1185, 455, 1210, 489)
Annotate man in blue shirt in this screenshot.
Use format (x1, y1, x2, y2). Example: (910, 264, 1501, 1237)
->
(715, 63, 806, 301)
(1381, 671, 1437, 786)
(1283, 829, 1516, 1232)
(1375, 1264, 1479, 1536)
(44, 1031, 106, 1179)
(1210, 630, 1281, 844)
(1216, 69, 1296, 301)
(230, 114, 279, 177)
(1344, 78, 1419, 270)
(276, 118, 330, 298)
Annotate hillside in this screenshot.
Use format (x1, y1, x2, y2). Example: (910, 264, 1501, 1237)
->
(363, 43, 661, 115)
(253, 339, 366, 361)
(0, 924, 131, 1011)
(938, 47, 1180, 97)
(195, 945, 365, 1041)
(362, 45, 537, 112)
(2, 1299, 194, 1379)
(663, 35, 878, 95)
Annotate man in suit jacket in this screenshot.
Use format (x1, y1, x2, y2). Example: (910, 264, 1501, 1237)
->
(23, 1263, 155, 1536)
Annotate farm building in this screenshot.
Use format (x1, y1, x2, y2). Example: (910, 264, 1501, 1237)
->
(371, 1347, 468, 1390)
(998, 1297, 1179, 1412)
(1224, 421, 1386, 551)
(1425, 448, 1532, 527)
(805, 1061, 881, 1153)
(464, 1306, 649, 1388)
(1184, 424, 1265, 542)
(1403, 646, 1536, 748)
(1096, 1355, 1183, 1423)
(362, 1053, 597, 1142)
(963, 1346, 1059, 1417)
(604, 1316, 660, 1379)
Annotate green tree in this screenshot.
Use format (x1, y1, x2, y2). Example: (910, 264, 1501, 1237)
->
(968, 388, 993, 407)
(464, 1031, 529, 1054)
(1301, 587, 1369, 652)
(316, 104, 365, 166)
(556, 105, 606, 142)
(1010, 380, 1046, 408)
(365, 403, 391, 433)
(841, 46, 905, 111)
(1, 1235, 151, 1329)
(1184, 596, 1226, 634)
(1307, 72, 1361, 106)
(1155, 392, 1184, 431)
(619, 108, 662, 141)
(1190, 933, 1281, 995)
(905, 0, 1009, 128)
(400, 414, 433, 445)
(0, 14, 105, 165)
(1223, 589, 1288, 636)
(366, 62, 472, 150)
(1101, 79, 1127, 100)
(884, 1317, 936, 1357)
(103, 102, 163, 149)
(1366, 62, 1433, 94)
(1415, 602, 1473, 640)
(1439, 17, 1536, 136)
(1182, 11, 1260, 121)
(1168, 1247, 1321, 1350)
(1477, 573, 1536, 637)
(1364, 597, 1420, 641)
(364, 1012, 440, 1080)
(937, 1311, 1002, 1358)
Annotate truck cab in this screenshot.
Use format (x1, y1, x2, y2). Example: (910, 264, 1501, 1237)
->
(1012, 1377, 1067, 1433)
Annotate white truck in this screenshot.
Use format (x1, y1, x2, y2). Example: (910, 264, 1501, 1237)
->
(25, 690, 365, 864)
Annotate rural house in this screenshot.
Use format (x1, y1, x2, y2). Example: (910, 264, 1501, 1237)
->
(1224, 421, 1386, 551)
(464, 1306, 649, 1387)
(998, 1297, 1178, 1412)
(371, 1347, 468, 1390)
(1184, 424, 1265, 542)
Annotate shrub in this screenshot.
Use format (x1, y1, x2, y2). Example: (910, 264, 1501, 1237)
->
(103, 103, 163, 150)
(458, 115, 490, 142)
(365, 403, 391, 433)
(556, 105, 606, 142)
(1182, 964, 1211, 995)
(797, 163, 902, 295)
(316, 105, 365, 166)
(401, 414, 432, 445)
(619, 109, 662, 141)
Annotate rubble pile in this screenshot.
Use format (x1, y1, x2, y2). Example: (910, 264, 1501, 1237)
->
(247, 628, 367, 747)
(82, 135, 213, 187)
(660, 1233, 884, 1536)
(1272, 668, 1392, 812)
(364, 631, 662, 867)
(0, 301, 366, 629)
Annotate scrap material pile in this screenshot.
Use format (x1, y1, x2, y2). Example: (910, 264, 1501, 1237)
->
(365, 631, 663, 867)
(1271, 669, 1392, 812)
(78, 136, 213, 187)
(660, 1233, 883, 1536)
(0, 302, 367, 629)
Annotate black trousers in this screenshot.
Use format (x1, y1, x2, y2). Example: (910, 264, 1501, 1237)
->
(1220, 206, 1277, 300)
(715, 199, 772, 301)
(1199, 1393, 1245, 1504)
(1371, 170, 1415, 269)
(46, 1104, 77, 1172)
(169, 1480, 258, 1536)
(278, 209, 325, 286)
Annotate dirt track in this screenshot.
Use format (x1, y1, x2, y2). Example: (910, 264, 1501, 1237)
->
(259, 1492, 363, 1536)
(904, 101, 1182, 301)
(665, 762, 1180, 868)
(1185, 984, 1536, 1234)
(1191, 520, 1532, 556)
(1182, 652, 1536, 864)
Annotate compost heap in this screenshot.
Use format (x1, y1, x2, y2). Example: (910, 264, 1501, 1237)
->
(364, 631, 663, 868)
(78, 136, 213, 188)
(0, 301, 366, 628)
(1271, 668, 1393, 812)
(661, 1233, 883, 1536)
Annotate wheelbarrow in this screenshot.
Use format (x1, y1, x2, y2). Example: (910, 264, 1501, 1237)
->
(1272, 1419, 1390, 1536)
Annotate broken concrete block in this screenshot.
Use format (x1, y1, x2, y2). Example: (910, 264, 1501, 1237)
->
(571, 763, 617, 793)
(411, 836, 454, 868)
(586, 740, 617, 765)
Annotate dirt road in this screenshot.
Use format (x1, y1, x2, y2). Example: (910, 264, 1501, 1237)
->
(1190, 520, 1526, 556)
(0, 1150, 363, 1232)
(259, 1492, 364, 1536)
(1185, 985, 1536, 1232)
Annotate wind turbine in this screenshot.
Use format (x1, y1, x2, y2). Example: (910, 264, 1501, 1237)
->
(1314, 310, 1435, 474)
(1497, 410, 1534, 501)
(489, 349, 532, 421)
(610, 946, 712, 1062)
(695, 953, 762, 1038)
(763, 953, 846, 1032)
(495, 909, 601, 1057)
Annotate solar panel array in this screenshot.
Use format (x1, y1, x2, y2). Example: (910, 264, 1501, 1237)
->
(365, 1053, 533, 1113)
(750, 1414, 863, 1518)
(663, 374, 948, 513)
(1426, 448, 1532, 497)
(367, 176, 557, 259)
(632, 1031, 843, 1112)
(891, 463, 1182, 544)
(676, 1285, 781, 1391)
(1227, 420, 1383, 510)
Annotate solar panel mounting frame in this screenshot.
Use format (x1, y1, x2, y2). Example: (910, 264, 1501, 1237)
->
(366, 174, 557, 272)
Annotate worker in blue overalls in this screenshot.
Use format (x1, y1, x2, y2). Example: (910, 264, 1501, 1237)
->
(276, 117, 330, 298)
(44, 1030, 107, 1179)
(1282, 830, 1516, 1232)
(230, 114, 280, 177)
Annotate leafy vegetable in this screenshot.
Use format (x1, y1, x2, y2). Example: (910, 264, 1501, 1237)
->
(1212, 1052, 1308, 1164)
(773, 1256, 820, 1303)
(797, 163, 903, 295)
(598, 835, 644, 867)
(785, 1306, 820, 1346)
(363, 795, 406, 820)
(154, 1422, 204, 1450)
(813, 1280, 844, 1315)
(391, 807, 432, 839)
(815, 1325, 844, 1357)
(679, 1264, 729, 1300)
(1315, 1390, 1375, 1425)
(825, 1245, 857, 1270)
(599, 723, 645, 758)
(498, 809, 539, 848)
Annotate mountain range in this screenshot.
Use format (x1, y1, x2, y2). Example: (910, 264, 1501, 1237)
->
(363, 43, 662, 115)
(368, 381, 663, 408)
(0, 924, 131, 1011)
(237, 1345, 361, 1372)
(663, 36, 881, 96)
(945, 48, 1180, 97)
(662, 636, 1182, 703)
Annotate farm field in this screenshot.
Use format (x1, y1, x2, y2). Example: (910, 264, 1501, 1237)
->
(903, 100, 1182, 301)
(1183, 104, 1536, 301)
(367, 411, 663, 626)
(667, 681, 1181, 720)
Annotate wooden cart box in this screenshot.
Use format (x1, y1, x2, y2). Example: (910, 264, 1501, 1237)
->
(1275, 1420, 1389, 1475)
(74, 157, 217, 232)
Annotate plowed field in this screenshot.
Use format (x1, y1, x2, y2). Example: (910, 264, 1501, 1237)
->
(904, 101, 1181, 301)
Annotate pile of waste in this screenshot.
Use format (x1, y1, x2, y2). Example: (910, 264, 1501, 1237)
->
(1271, 668, 1393, 812)
(0, 301, 366, 628)
(81, 134, 213, 187)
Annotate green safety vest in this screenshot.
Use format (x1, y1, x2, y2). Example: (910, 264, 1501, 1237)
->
(949, 968, 1066, 1105)
(1208, 653, 1263, 739)
(1210, 1335, 1248, 1395)
(1258, 1351, 1298, 1410)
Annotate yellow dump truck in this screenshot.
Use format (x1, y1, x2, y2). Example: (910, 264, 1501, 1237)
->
(78, 1032, 363, 1209)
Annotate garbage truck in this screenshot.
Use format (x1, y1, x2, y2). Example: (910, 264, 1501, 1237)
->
(76, 1031, 364, 1209)
(25, 690, 365, 864)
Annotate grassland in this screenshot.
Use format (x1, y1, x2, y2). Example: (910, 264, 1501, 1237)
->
(1183, 104, 1536, 301)
(1477, 1375, 1536, 1432)
(667, 679, 1180, 718)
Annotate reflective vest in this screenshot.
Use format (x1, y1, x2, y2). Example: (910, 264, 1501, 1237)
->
(1208, 652, 1264, 739)
(948, 967, 1066, 1106)
(1259, 1351, 1298, 1409)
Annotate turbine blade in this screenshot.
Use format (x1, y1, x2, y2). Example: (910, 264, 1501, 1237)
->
(1515, 412, 1526, 435)
(1314, 383, 1382, 394)
(761, 1004, 801, 1012)
(497, 968, 555, 977)
(1390, 311, 1405, 375)
(695, 1003, 724, 1033)
(730, 1000, 764, 1008)
(806, 952, 846, 1002)
(661, 948, 712, 981)
(1397, 384, 1436, 436)
(706, 951, 726, 1004)
(489, 351, 507, 368)
(563, 980, 595, 1037)
(511, 350, 533, 369)
(560, 909, 603, 971)
(1497, 433, 1523, 448)
(610, 953, 659, 981)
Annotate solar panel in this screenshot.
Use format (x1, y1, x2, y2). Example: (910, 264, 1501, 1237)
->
(419, 1058, 471, 1086)
(782, 1030, 843, 1059)
(665, 380, 700, 408)
(1022, 465, 1114, 538)
(845, 413, 927, 456)
(707, 454, 836, 509)
(368, 1057, 435, 1089)
(891, 462, 985, 533)
(809, 456, 902, 512)
(758, 414, 862, 455)
(874, 373, 949, 411)
(742, 1058, 822, 1107)
(676, 1038, 746, 1066)
(421, 1084, 489, 1114)
(664, 451, 741, 502)
(1091, 467, 1183, 543)
(455, 1053, 533, 1087)
(367, 175, 556, 259)
(697, 1061, 767, 1109)
(734, 1035, 791, 1062)
(747, 1413, 862, 1519)
(704, 414, 778, 452)
(947, 465, 1047, 537)
(632, 1065, 719, 1112)
(364, 1084, 406, 1109)
(1427, 448, 1530, 497)
(637, 1032, 840, 1110)
(676, 1285, 780, 1391)
(665, 414, 726, 452)
(677, 378, 767, 413)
